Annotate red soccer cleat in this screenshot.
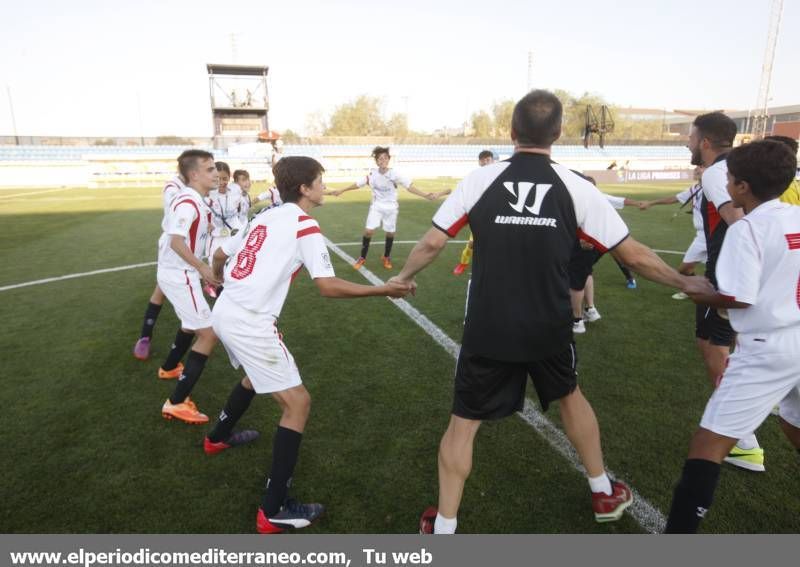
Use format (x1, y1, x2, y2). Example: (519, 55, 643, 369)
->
(419, 506, 437, 534)
(592, 480, 633, 522)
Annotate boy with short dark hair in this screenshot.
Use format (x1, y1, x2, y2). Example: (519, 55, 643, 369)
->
(666, 140, 800, 532)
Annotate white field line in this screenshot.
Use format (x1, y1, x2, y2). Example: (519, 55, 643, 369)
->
(0, 262, 156, 292)
(0, 187, 75, 200)
(0, 241, 683, 293)
(325, 236, 667, 533)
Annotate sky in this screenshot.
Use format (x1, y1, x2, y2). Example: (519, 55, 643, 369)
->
(1, 0, 797, 137)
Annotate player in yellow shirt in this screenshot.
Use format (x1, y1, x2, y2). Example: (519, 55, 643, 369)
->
(765, 136, 800, 205)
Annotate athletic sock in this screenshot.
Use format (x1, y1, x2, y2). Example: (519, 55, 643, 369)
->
(360, 236, 371, 259)
(664, 459, 720, 533)
(735, 434, 759, 451)
(208, 382, 256, 443)
(169, 350, 208, 404)
(460, 244, 473, 266)
(434, 513, 457, 534)
(262, 426, 303, 516)
(161, 329, 194, 370)
(384, 236, 394, 258)
(615, 259, 634, 280)
(588, 472, 612, 495)
(140, 302, 162, 339)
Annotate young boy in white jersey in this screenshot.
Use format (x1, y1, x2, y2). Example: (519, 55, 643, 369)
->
(665, 140, 800, 533)
(156, 150, 222, 424)
(206, 156, 412, 533)
(133, 173, 186, 360)
(230, 169, 252, 225)
(333, 146, 448, 270)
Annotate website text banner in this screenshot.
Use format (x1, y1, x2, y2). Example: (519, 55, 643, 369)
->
(0, 535, 792, 567)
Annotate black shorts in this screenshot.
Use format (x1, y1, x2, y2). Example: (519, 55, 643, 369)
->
(568, 248, 601, 290)
(695, 304, 736, 346)
(452, 344, 578, 420)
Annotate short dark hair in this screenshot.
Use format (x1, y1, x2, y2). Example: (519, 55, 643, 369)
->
(273, 156, 325, 203)
(177, 149, 214, 180)
(233, 169, 250, 182)
(215, 161, 231, 175)
(727, 140, 797, 201)
(478, 150, 493, 160)
(371, 146, 390, 160)
(692, 112, 737, 150)
(511, 89, 563, 148)
(764, 135, 799, 155)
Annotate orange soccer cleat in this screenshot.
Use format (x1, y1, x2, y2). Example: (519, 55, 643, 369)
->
(158, 362, 184, 380)
(161, 397, 209, 424)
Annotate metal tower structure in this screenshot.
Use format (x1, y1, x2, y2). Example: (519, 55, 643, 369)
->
(750, 0, 783, 139)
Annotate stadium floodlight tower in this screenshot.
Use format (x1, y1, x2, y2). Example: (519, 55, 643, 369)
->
(750, 0, 783, 139)
(207, 63, 269, 149)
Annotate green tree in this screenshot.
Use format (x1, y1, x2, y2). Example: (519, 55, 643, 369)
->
(281, 129, 302, 143)
(470, 111, 494, 137)
(385, 113, 409, 137)
(326, 95, 385, 136)
(491, 100, 515, 137)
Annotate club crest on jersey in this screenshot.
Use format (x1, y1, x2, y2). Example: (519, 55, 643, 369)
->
(496, 182, 557, 227)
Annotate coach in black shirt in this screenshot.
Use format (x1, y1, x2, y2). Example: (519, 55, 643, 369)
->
(393, 89, 708, 533)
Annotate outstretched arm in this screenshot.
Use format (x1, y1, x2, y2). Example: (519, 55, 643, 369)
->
(332, 183, 360, 197)
(611, 236, 706, 293)
(639, 195, 679, 210)
(394, 227, 449, 283)
(314, 276, 411, 298)
(170, 235, 220, 286)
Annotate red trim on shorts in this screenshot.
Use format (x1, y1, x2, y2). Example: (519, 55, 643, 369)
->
(184, 270, 198, 312)
(785, 232, 800, 250)
(576, 229, 608, 253)
(297, 226, 321, 238)
(445, 214, 469, 237)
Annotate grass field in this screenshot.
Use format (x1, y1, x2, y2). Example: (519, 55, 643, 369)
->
(0, 178, 798, 534)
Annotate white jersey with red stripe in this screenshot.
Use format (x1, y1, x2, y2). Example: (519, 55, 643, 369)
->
(716, 199, 800, 335)
(157, 187, 212, 273)
(676, 183, 704, 232)
(257, 187, 283, 206)
(207, 186, 245, 236)
(220, 203, 335, 317)
(162, 176, 186, 218)
(356, 168, 412, 205)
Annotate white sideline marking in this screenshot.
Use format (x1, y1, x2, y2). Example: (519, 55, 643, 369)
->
(0, 262, 156, 292)
(325, 236, 667, 533)
(0, 242, 681, 294)
(0, 187, 74, 200)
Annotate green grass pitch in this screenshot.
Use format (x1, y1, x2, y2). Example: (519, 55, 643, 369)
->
(0, 179, 797, 533)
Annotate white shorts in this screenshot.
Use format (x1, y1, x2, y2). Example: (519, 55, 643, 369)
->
(207, 235, 231, 261)
(700, 328, 800, 439)
(212, 293, 302, 394)
(365, 202, 399, 233)
(682, 232, 707, 264)
(157, 268, 212, 330)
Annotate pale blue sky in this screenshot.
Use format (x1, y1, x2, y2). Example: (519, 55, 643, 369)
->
(1, 0, 797, 136)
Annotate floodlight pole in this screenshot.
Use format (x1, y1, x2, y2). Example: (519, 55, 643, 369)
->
(6, 85, 19, 146)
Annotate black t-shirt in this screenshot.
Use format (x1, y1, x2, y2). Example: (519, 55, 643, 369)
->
(433, 152, 629, 362)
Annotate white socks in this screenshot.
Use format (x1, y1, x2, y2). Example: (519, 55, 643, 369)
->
(736, 434, 760, 451)
(433, 513, 457, 534)
(588, 472, 612, 495)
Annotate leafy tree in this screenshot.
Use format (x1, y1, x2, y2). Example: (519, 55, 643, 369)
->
(491, 100, 515, 137)
(470, 111, 493, 138)
(326, 95, 385, 136)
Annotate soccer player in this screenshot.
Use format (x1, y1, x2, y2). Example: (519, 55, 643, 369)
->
(665, 140, 800, 533)
(230, 169, 252, 225)
(452, 150, 495, 276)
(132, 173, 186, 360)
(688, 112, 764, 471)
(765, 135, 800, 205)
(640, 166, 707, 299)
(254, 185, 283, 208)
(392, 90, 703, 534)
(206, 156, 411, 533)
(332, 146, 447, 270)
(156, 149, 221, 424)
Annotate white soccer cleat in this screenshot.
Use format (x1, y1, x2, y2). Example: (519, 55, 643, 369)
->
(573, 319, 586, 334)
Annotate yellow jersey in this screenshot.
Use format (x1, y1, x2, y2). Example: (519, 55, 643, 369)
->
(780, 179, 800, 205)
